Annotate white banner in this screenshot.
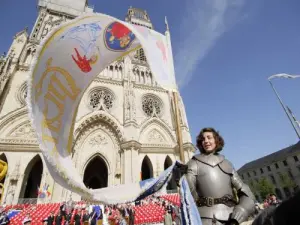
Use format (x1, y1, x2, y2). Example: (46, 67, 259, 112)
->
(27, 13, 177, 202)
(268, 73, 300, 80)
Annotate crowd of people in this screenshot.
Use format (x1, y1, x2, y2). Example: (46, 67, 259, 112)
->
(0, 194, 181, 225)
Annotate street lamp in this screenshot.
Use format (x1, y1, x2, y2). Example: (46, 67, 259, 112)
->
(268, 76, 300, 139)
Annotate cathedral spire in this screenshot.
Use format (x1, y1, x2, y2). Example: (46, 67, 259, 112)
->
(165, 16, 169, 32)
(125, 7, 153, 29)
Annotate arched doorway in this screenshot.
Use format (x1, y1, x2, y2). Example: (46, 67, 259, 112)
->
(83, 155, 108, 189)
(20, 155, 43, 199)
(141, 156, 153, 181)
(164, 156, 176, 191)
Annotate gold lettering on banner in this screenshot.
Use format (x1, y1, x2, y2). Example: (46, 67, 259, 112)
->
(35, 58, 81, 155)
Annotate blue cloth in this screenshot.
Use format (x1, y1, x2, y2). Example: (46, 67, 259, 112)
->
(7, 210, 21, 219)
(136, 161, 202, 225)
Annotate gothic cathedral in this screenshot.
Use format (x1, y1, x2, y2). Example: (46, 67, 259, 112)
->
(0, 0, 194, 204)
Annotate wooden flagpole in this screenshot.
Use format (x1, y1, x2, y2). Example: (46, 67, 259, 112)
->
(173, 91, 185, 163)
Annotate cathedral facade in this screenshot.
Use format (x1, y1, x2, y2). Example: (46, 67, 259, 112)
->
(0, 0, 194, 204)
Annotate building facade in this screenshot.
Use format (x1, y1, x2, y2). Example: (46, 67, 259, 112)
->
(0, 0, 194, 204)
(238, 142, 300, 201)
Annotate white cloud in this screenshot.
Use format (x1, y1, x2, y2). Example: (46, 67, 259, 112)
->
(174, 0, 247, 88)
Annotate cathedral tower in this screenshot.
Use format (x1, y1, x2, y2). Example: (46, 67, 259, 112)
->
(0, 1, 194, 204)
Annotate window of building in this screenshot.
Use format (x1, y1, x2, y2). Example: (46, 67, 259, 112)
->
(283, 160, 288, 166)
(275, 163, 279, 169)
(135, 48, 147, 62)
(253, 171, 257, 176)
(241, 174, 244, 179)
(270, 175, 276, 185)
(275, 188, 283, 200)
(89, 88, 114, 111)
(267, 166, 271, 171)
(247, 172, 250, 178)
(260, 168, 264, 174)
(294, 155, 299, 162)
(288, 170, 294, 179)
(283, 187, 291, 198)
(142, 95, 163, 117)
(278, 173, 284, 181)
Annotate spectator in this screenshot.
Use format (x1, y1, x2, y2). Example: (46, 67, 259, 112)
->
(55, 212, 62, 225)
(42, 218, 48, 225)
(0, 212, 10, 225)
(60, 201, 67, 219)
(128, 206, 135, 225)
(73, 209, 81, 225)
(269, 194, 281, 206)
(65, 210, 72, 225)
(47, 212, 54, 225)
(22, 218, 31, 225)
(82, 211, 89, 225)
(89, 208, 97, 225)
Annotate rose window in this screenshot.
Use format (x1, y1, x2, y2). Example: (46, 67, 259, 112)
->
(89, 89, 114, 110)
(142, 95, 162, 117)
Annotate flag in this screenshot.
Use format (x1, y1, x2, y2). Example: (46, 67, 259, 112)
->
(27, 13, 178, 202)
(286, 106, 299, 124)
(268, 73, 300, 80)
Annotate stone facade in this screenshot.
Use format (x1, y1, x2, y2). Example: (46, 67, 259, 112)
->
(238, 142, 300, 201)
(0, 0, 194, 204)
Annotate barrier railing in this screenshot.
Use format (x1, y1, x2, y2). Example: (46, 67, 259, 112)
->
(17, 198, 38, 205)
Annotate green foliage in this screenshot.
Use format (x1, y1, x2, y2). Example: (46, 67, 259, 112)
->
(279, 173, 297, 189)
(255, 177, 275, 199)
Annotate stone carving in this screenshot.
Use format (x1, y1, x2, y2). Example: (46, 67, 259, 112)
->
(89, 134, 108, 147)
(10, 123, 36, 139)
(147, 129, 165, 144)
(41, 16, 64, 39)
(124, 73, 136, 122)
(6, 185, 16, 205)
(17, 37, 24, 43)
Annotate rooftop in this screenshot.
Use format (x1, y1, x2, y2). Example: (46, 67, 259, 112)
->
(238, 141, 300, 173)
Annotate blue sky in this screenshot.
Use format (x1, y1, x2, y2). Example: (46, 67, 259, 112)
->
(1, 0, 300, 169)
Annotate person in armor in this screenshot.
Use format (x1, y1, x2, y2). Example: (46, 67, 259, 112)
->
(186, 128, 255, 225)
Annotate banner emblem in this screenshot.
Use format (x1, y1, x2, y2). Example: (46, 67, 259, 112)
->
(104, 22, 136, 51)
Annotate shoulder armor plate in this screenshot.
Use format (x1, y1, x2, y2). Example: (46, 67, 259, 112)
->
(218, 159, 234, 175)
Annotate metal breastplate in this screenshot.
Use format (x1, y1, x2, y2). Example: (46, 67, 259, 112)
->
(193, 154, 235, 221)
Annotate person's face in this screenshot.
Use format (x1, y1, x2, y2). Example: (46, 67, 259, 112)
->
(270, 195, 276, 201)
(202, 132, 217, 153)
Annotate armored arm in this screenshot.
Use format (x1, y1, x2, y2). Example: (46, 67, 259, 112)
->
(185, 159, 198, 200)
(231, 170, 256, 224)
(173, 162, 188, 186)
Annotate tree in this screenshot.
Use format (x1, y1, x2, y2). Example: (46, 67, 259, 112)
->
(255, 177, 275, 200)
(279, 173, 297, 189)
